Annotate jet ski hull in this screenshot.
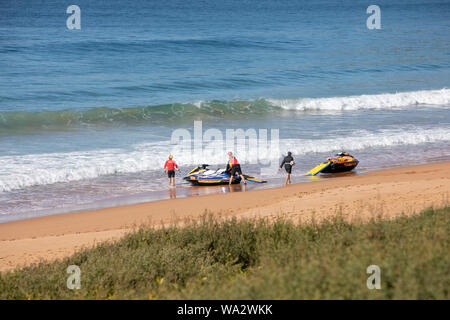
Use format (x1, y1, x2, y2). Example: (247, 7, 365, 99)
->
(320, 160, 359, 173)
(183, 165, 242, 185)
(183, 164, 266, 185)
(305, 153, 359, 176)
(185, 176, 242, 186)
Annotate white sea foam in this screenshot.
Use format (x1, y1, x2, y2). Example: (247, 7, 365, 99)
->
(268, 88, 450, 111)
(0, 126, 449, 192)
(280, 127, 450, 156)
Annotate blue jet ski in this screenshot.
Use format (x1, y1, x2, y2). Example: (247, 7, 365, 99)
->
(183, 164, 267, 186)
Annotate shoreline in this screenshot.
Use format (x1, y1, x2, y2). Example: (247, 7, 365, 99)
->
(2, 157, 445, 225)
(1, 161, 449, 272)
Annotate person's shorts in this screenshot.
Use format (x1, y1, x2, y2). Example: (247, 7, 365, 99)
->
(167, 170, 175, 178)
(231, 164, 242, 176)
(284, 164, 292, 174)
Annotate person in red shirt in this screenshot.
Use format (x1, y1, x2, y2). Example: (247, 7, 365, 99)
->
(226, 152, 246, 185)
(164, 155, 180, 186)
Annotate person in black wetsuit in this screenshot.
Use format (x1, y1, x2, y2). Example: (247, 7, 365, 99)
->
(279, 151, 295, 185)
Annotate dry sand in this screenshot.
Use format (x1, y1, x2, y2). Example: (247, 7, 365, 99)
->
(0, 161, 449, 272)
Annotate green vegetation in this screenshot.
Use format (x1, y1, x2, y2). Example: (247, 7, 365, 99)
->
(1, 207, 449, 299)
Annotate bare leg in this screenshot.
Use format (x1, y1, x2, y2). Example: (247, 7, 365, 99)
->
(240, 174, 246, 184)
(229, 175, 233, 185)
(284, 173, 291, 185)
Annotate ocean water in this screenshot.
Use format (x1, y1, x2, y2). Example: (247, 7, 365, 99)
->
(1, 0, 449, 222)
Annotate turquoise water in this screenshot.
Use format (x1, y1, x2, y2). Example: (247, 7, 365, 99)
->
(0, 0, 449, 221)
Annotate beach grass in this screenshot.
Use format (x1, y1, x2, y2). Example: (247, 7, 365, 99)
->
(1, 206, 449, 299)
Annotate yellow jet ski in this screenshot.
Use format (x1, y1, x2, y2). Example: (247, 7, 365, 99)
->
(305, 152, 359, 176)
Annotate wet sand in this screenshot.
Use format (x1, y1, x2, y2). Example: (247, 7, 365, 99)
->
(0, 161, 449, 272)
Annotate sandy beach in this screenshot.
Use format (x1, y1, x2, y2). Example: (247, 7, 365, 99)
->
(0, 161, 449, 272)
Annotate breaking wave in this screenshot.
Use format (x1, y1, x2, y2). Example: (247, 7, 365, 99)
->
(1, 126, 449, 192)
(1, 89, 449, 132)
(269, 88, 450, 111)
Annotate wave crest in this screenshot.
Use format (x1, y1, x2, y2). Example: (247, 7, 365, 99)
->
(268, 88, 450, 111)
(0, 89, 449, 132)
(1, 126, 449, 192)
